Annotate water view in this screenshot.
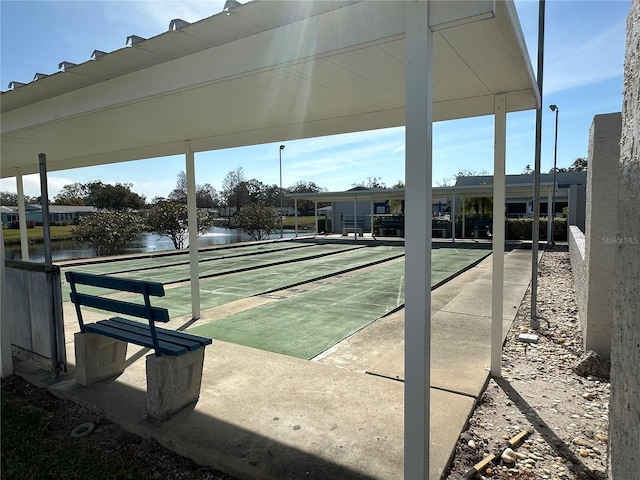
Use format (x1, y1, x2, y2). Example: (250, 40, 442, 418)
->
(4, 226, 303, 263)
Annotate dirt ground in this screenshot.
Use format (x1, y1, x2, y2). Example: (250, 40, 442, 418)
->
(3, 244, 608, 480)
(445, 244, 609, 480)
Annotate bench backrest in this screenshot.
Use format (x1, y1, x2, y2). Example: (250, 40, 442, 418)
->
(65, 272, 170, 333)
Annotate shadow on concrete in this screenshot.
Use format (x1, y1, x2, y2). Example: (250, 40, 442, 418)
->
(51, 374, 380, 480)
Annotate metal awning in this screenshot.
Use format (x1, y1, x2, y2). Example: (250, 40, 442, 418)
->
(1, 0, 537, 178)
(0, 2, 539, 477)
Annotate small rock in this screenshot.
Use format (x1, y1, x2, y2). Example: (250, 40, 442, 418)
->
(501, 448, 518, 464)
(572, 351, 610, 378)
(579, 449, 589, 457)
(468, 439, 476, 449)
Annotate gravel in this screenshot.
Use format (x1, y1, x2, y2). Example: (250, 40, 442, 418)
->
(445, 244, 609, 480)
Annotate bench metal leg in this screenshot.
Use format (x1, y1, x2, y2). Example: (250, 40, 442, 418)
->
(146, 347, 206, 420)
(75, 332, 128, 386)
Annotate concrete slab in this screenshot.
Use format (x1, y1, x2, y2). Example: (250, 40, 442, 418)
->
(27, 242, 538, 480)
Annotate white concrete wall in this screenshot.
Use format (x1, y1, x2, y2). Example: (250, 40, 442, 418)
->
(609, 1, 640, 478)
(568, 226, 587, 324)
(582, 112, 621, 357)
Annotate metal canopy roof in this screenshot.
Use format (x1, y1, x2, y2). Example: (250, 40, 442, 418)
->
(1, 0, 538, 178)
(286, 183, 556, 204)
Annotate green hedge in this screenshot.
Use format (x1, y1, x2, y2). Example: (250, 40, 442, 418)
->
(506, 217, 567, 241)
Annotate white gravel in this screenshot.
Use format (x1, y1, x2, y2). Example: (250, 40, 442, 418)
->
(445, 244, 609, 480)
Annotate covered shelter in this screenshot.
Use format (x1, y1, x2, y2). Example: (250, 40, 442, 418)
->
(1, 1, 539, 476)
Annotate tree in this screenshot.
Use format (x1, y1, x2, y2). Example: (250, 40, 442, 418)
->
(53, 183, 89, 205)
(0, 191, 38, 205)
(147, 201, 214, 249)
(351, 177, 387, 189)
(168, 171, 188, 203)
(235, 202, 278, 241)
(72, 210, 143, 256)
(221, 168, 249, 214)
(389, 181, 405, 214)
(168, 172, 220, 208)
(549, 157, 588, 173)
(288, 181, 326, 215)
(196, 183, 220, 209)
(85, 181, 146, 210)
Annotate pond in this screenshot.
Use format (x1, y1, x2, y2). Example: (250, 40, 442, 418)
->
(4, 227, 304, 263)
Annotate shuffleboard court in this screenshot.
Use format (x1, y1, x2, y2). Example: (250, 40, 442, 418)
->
(126, 244, 405, 317)
(187, 246, 490, 359)
(61, 242, 314, 276)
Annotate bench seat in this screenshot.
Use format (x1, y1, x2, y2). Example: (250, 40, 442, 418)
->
(85, 317, 212, 356)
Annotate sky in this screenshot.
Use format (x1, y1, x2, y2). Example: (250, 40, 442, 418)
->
(0, 0, 631, 202)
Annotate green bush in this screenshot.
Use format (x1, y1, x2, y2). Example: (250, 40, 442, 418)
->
(506, 217, 566, 241)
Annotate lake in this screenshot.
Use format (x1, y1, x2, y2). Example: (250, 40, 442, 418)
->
(4, 227, 304, 263)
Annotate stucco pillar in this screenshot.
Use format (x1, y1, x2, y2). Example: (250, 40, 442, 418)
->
(583, 113, 622, 357)
(404, 2, 433, 477)
(609, 1, 640, 477)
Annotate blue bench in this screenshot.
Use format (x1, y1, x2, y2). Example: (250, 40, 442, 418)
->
(65, 271, 212, 420)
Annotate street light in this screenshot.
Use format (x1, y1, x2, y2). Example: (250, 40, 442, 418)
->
(549, 104, 559, 247)
(279, 145, 285, 238)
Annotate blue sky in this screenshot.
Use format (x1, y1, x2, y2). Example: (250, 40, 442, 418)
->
(0, 0, 630, 201)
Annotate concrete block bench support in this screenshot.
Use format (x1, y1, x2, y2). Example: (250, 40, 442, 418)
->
(66, 272, 212, 420)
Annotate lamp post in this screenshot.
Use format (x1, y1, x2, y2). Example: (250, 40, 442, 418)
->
(279, 144, 285, 238)
(549, 104, 559, 247)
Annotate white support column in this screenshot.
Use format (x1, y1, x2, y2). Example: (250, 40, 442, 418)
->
(353, 196, 357, 241)
(451, 194, 456, 243)
(546, 187, 553, 244)
(16, 173, 29, 260)
(491, 94, 506, 378)
(314, 201, 318, 236)
(294, 199, 299, 237)
(0, 227, 13, 377)
(462, 197, 466, 238)
(404, 2, 433, 478)
(370, 199, 374, 237)
(186, 148, 200, 320)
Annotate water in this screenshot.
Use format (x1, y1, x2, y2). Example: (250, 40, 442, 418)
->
(4, 226, 304, 263)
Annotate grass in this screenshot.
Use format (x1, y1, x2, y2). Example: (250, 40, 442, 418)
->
(2, 225, 75, 245)
(281, 215, 316, 229)
(1, 389, 151, 480)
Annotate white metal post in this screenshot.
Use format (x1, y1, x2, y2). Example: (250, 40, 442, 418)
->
(404, 2, 433, 477)
(186, 148, 200, 320)
(16, 173, 29, 260)
(353, 196, 357, 241)
(370, 199, 374, 237)
(294, 198, 299, 237)
(314, 201, 318, 236)
(491, 94, 506, 378)
(451, 194, 456, 242)
(462, 197, 466, 238)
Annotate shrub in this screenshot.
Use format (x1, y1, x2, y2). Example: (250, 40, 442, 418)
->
(73, 210, 144, 256)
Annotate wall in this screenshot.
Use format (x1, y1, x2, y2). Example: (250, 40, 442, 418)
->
(568, 226, 587, 324)
(609, 1, 640, 477)
(582, 112, 621, 357)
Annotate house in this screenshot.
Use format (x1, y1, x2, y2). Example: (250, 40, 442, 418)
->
(1, 204, 98, 227)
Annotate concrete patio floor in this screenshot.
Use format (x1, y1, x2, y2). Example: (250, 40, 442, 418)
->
(14, 244, 534, 480)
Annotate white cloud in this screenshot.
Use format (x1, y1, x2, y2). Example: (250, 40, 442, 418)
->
(544, 17, 626, 94)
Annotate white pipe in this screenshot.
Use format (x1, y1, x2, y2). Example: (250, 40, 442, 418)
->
(491, 94, 506, 378)
(404, 2, 433, 477)
(186, 148, 200, 320)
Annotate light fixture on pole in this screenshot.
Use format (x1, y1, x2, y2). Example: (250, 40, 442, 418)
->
(549, 104, 559, 247)
(279, 145, 285, 238)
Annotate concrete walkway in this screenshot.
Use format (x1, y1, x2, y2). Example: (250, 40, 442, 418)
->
(17, 246, 533, 480)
